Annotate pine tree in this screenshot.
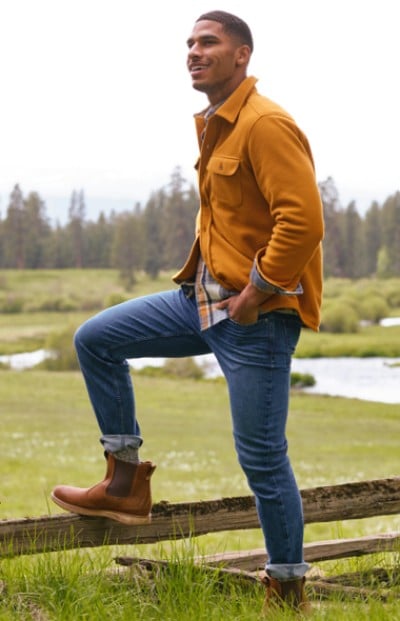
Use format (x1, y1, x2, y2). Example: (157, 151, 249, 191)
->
(3, 184, 25, 268)
(85, 212, 113, 267)
(143, 190, 166, 278)
(341, 201, 365, 278)
(111, 209, 144, 288)
(67, 189, 87, 267)
(162, 167, 198, 269)
(23, 192, 52, 267)
(318, 177, 344, 277)
(363, 201, 382, 275)
(380, 192, 400, 276)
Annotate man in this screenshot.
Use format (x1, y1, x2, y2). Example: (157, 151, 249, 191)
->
(52, 10, 323, 614)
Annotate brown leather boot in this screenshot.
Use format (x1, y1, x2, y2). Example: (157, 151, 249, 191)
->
(51, 454, 156, 525)
(262, 573, 312, 616)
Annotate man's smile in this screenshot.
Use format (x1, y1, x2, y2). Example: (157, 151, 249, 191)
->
(189, 62, 209, 76)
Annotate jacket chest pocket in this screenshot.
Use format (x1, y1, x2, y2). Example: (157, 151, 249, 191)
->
(206, 156, 242, 208)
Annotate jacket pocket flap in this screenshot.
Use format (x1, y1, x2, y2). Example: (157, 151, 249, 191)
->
(207, 156, 240, 176)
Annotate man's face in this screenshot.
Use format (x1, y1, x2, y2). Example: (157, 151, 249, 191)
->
(186, 20, 248, 104)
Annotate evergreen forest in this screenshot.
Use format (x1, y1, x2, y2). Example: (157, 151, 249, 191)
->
(1, 167, 399, 281)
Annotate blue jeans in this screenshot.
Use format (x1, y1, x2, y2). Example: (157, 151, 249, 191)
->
(74, 288, 308, 579)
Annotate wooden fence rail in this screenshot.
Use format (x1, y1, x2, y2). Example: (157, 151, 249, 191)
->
(1, 477, 399, 559)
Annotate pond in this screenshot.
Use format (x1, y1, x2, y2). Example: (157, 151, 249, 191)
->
(290, 356, 399, 404)
(191, 353, 400, 405)
(1, 351, 399, 405)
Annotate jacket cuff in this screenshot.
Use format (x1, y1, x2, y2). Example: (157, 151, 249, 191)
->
(250, 261, 303, 296)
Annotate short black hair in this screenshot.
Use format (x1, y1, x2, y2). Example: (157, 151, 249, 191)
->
(196, 10, 254, 52)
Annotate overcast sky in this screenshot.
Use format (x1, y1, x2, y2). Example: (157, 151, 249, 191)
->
(0, 0, 399, 220)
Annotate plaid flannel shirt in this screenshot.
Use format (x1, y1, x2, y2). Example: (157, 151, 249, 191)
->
(195, 258, 237, 330)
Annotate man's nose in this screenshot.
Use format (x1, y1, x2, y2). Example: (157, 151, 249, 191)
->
(188, 42, 201, 58)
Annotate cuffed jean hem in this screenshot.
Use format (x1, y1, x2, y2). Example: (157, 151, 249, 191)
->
(266, 562, 310, 580)
(100, 434, 143, 454)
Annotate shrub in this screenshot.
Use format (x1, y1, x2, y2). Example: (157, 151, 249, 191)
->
(290, 372, 315, 388)
(358, 295, 389, 323)
(322, 278, 352, 299)
(137, 357, 205, 380)
(80, 297, 103, 311)
(0, 295, 24, 313)
(336, 293, 359, 312)
(38, 325, 80, 371)
(320, 302, 360, 333)
(27, 297, 79, 312)
(384, 282, 400, 308)
(104, 292, 129, 308)
(163, 358, 204, 379)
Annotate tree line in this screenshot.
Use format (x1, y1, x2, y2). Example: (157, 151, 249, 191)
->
(1, 168, 399, 280)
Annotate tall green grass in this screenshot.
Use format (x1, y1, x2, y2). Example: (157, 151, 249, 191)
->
(0, 537, 399, 620)
(1, 544, 399, 620)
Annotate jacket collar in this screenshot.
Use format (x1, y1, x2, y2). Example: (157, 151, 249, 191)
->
(195, 76, 258, 124)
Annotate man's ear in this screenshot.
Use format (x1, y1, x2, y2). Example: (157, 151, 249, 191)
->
(236, 44, 251, 66)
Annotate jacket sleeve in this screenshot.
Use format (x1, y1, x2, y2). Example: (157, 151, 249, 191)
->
(248, 113, 324, 291)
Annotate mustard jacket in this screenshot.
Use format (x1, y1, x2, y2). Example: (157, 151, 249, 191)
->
(173, 76, 324, 331)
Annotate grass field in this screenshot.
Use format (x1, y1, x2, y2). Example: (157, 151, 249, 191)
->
(1, 370, 399, 619)
(1, 371, 399, 525)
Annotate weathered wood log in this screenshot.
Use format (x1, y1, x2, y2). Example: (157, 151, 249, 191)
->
(301, 477, 400, 522)
(307, 580, 391, 601)
(114, 557, 259, 585)
(310, 566, 399, 587)
(304, 531, 400, 562)
(1, 477, 399, 558)
(189, 532, 400, 571)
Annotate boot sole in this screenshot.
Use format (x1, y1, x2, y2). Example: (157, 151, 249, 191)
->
(51, 493, 152, 525)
